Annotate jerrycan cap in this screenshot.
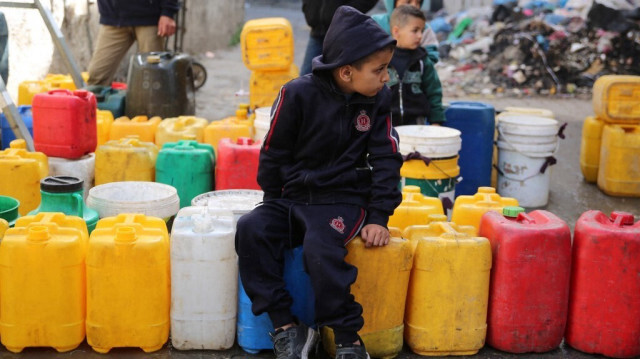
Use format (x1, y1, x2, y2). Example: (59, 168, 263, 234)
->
(146, 55, 161, 64)
(611, 211, 635, 225)
(41, 176, 84, 193)
(503, 206, 525, 218)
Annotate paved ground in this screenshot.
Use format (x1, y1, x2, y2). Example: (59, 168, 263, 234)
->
(1, 0, 637, 357)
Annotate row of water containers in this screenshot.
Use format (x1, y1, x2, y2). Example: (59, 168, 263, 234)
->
(1, 88, 272, 155)
(16, 51, 197, 119)
(580, 75, 640, 197)
(0, 187, 638, 358)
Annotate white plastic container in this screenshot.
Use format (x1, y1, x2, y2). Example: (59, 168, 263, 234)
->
(253, 107, 271, 142)
(48, 153, 95, 200)
(87, 181, 180, 219)
(191, 190, 264, 222)
(395, 125, 462, 157)
(170, 206, 237, 350)
(496, 116, 559, 207)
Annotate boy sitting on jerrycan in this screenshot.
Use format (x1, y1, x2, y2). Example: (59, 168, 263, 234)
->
(235, 6, 402, 359)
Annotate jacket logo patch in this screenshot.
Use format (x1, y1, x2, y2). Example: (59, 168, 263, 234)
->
(355, 110, 371, 132)
(330, 216, 346, 234)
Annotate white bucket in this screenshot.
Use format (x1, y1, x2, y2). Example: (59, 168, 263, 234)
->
(395, 125, 462, 157)
(87, 181, 180, 219)
(253, 107, 271, 142)
(48, 153, 96, 200)
(496, 115, 559, 208)
(191, 189, 264, 222)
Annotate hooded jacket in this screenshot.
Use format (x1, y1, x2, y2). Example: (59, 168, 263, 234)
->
(387, 47, 445, 126)
(372, 0, 440, 64)
(97, 0, 179, 27)
(258, 6, 402, 227)
(302, 0, 378, 38)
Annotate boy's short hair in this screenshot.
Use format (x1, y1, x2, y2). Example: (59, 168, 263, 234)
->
(390, 4, 426, 28)
(351, 43, 396, 70)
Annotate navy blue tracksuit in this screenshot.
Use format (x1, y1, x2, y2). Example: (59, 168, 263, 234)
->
(235, 6, 402, 346)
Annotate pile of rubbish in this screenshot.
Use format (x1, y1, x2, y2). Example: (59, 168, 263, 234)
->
(432, 0, 640, 97)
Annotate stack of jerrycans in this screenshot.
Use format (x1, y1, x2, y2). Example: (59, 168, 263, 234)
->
(580, 75, 640, 196)
(241, 18, 298, 110)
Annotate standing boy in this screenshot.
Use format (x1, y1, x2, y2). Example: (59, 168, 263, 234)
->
(235, 6, 402, 359)
(387, 5, 445, 127)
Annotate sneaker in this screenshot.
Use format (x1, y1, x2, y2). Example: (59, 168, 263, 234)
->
(335, 342, 370, 359)
(271, 324, 319, 359)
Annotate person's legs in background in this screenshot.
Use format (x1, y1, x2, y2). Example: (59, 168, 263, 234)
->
(87, 25, 136, 86)
(133, 25, 164, 53)
(300, 34, 324, 76)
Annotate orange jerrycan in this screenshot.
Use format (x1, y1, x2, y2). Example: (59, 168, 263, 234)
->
(388, 185, 444, 232)
(0, 212, 88, 353)
(0, 218, 7, 239)
(0, 139, 49, 215)
(95, 136, 159, 185)
(109, 115, 162, 143)
(404, 220, 492, 356)
(86, 213, 170, 353)
(204, 108, 254, 151)
(322, 235, 414, 359)
(451, 187, 518, 234)
(155, 115, 208, 147)
(597, 123, 640, 196)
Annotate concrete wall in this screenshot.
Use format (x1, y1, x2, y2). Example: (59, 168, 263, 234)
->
(2, 0, 244, 99)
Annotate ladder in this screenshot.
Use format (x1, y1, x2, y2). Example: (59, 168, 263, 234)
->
(0, 0, 86, 151)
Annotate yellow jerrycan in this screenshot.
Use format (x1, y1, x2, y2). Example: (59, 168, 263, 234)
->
(592, 75, 640, 124)
(204, 108, 254, 151)
(0, 212, 88, 353)
(95, 136, 159, 185)
(241, 17, 294, 71)
(250, 64, 299, 109)
(403, 221, 492, 356)
(322, 235, 414, 359)
(96, 109, 114, 149)
(0, 139, 49, 215)
(580, 116, 604, 183)
(451, 187, 518, 235)
(86, 213, 170, 353)
(597, 123, 640, 197)
(109, 115, 162, 143)
(0, 218, 8, 238)
(388, 186, 444, 232)
(155, 116, 208, 147)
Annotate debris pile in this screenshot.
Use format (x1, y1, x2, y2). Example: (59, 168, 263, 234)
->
(433, 0, 640, 97)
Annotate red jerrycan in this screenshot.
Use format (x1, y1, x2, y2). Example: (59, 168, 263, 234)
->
(32, 89, 97, 159)
(479, 207, 571, 353)
(566, 211, 640, 358)
(215, 137, 261, 190)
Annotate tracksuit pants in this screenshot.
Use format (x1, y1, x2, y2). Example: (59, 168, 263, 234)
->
(235, 199, 367, 345)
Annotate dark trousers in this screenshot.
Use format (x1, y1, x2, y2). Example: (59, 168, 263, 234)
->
(235, 199, 366, 345)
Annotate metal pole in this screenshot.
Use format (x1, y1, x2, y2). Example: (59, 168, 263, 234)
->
(32, 0, 86, 88)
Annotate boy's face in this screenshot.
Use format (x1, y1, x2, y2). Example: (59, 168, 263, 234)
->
(392, 17, 425, 50)
(395, 0, 422, 9)
(343, 49, 393, 97)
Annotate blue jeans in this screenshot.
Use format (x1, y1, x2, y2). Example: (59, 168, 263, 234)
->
(300, 34, 324, 76)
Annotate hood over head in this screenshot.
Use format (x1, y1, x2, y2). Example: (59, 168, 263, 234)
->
(312, 6, 396, 73)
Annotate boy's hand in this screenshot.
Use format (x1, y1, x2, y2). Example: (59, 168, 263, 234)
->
(360, 224, 390, 248)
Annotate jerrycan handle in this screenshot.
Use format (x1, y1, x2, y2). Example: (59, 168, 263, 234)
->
(72, 193, 84, 218)
(611, 211, 634, 227)
(47, 89, 73, 96)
